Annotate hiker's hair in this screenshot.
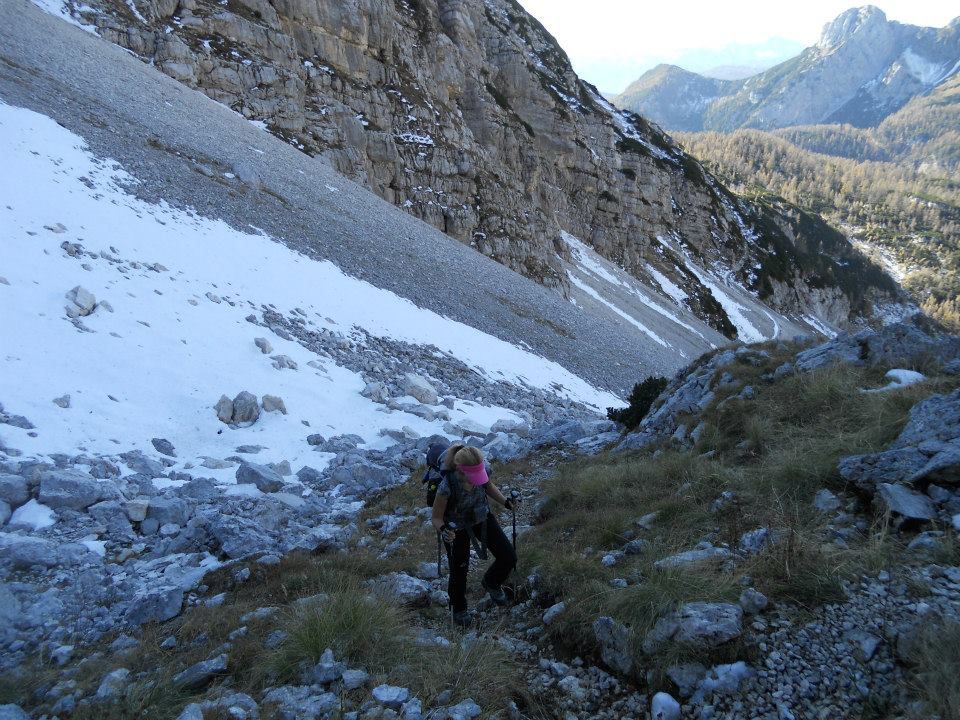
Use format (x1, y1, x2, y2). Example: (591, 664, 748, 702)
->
(442, 443, 484, 471)
(442, 443, 466, 471)
(452, 445, 484, 468)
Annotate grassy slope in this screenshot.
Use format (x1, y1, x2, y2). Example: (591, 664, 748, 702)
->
(4, 343, 960, 718)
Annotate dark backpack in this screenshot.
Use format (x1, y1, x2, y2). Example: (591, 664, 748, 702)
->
(423, 441, 451, 508)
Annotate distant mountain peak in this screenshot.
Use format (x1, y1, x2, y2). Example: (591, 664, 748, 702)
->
(818, 5, 888, 50)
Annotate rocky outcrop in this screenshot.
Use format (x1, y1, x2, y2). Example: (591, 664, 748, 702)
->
(617, 7, 960, 131)
(65, 0, 898, 335)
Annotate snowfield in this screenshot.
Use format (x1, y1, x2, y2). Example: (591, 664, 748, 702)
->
(0, 101, 621, 480)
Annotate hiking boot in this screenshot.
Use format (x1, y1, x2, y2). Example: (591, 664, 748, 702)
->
(452, 610, 473, 627)
(482, 577, 508, 606)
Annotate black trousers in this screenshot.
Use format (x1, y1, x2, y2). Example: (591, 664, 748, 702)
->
(445, 513, 516, 612)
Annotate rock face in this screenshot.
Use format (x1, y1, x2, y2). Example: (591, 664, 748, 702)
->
(840, 387, 960, 490)
(616, 7, 960, 131)
(795, 315, 960, 372)
(74, 0, 896, 334)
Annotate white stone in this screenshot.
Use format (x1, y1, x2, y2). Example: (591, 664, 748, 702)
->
(651, 691, 680, 720)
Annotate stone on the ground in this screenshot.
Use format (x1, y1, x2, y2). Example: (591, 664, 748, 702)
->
(52, 394, 71, 408)
(236, 462, 284, 492)
(654, 545, 731, 570)
(341, 668, 369, 690)
(262, 394, 288, 414)
(65, 285, 96, 317)
(813, 488, 840, 512)
(877, 483, 935, 521)
(739, 588, 768, 615)
(263, 686, 337, 719)
(0, 501, 8, 525)
(0, 706, 30, 720)
(121, 450, 164, 476)
(95, 668, 130, 700)
(370, 573, 432, 606)
(593, 616, 632, 675)
(543, 602, 566, 625)
(372, 684, 409, 708)
(151, 438, 176, 457)
(0, 475, 29, 508)
(651, 692, 680, 720)
(215, 395, 234, 423)
(666, 664, 707, 698)
(491, 418, 531, 437)
(231, 391, 261, 424)
(38, 468, 101, 510)
(176, 704, 204, 720)
(271, 354, 298, 370)
(125, 496, 150, 522)
(401, 373, 438, 405)
(643, 602, 743, 654)
(361, 381, 389, 403)
(173, 654, 228, 690)
(125, 586, 184, 625)
(146, 496, 191, 525)
(255, 337, 273, 354)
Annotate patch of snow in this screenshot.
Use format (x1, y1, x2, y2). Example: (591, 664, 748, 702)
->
(81, 539, 107, 556)
(568, 273, 670, 349)
(9, 500, 57, 530)
(249, 120, 268, 131)
(683, 260, 766, 343)
(561, 232, 707, 341)
(30, 0, 98, 33)
(644, 263, 688, 305)
(0, 102, 620, 477)
(863, 368, 925, 394)
(395, 132, 434, 146)
(802, 314, 838, 339)
(124, 0, 146, 23)
(901, 48, 948, 85)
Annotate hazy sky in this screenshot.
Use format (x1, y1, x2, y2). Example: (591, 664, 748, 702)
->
(515, 1, 959, 93)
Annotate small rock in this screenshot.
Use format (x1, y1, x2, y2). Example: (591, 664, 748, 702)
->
(651, 692, 680, 720)
(236, 462, 284, 492)
(372, 684, 409, 708)
(262, 395, 288, 414)
(52, 394, 71, 409)
(543, 602, 566, 625)
(95, 668, 130, 700)
(173, 654, 228, 690)
(254, 337, 273, 354)
(65, 285, 96, 317)
(151, 438, 177, 457)
(270, 354, 298, 371)
(739, 588, 768, 615)
(341, 668, 369, 690)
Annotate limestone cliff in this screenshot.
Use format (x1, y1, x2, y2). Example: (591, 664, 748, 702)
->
(63, 0, 903, 337)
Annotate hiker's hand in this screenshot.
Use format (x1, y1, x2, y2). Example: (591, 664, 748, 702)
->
(440, 526, 456, 543)
(504, 495, 521, 510)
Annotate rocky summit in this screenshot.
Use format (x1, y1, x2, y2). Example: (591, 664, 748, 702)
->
(617, 6, 960, 131)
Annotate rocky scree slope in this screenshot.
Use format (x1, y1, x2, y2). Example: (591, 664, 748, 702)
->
(49, 0, 903, 336)
(4, 318, 960, 719)
(616, 5, 960, 133)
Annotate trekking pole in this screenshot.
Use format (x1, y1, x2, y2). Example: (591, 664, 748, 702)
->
(436, 531, 442, 579)
(509, 490, 520, 554)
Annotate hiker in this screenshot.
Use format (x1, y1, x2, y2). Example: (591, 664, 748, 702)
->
(431, 443, 519, 626)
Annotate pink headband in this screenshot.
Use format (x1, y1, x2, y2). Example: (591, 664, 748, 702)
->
(458, 462, 489, 487)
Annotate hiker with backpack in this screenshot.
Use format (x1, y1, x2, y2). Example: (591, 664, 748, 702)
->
(428, 442, 519, 627)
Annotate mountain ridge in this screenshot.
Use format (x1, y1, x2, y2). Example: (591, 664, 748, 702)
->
(615, 5, 960, 133)
(40, 0, 907, 337)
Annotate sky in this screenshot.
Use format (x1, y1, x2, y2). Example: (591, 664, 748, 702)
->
(515, 1, 960, 93)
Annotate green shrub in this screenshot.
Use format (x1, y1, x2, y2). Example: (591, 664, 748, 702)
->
(607, 375, 668, 429)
